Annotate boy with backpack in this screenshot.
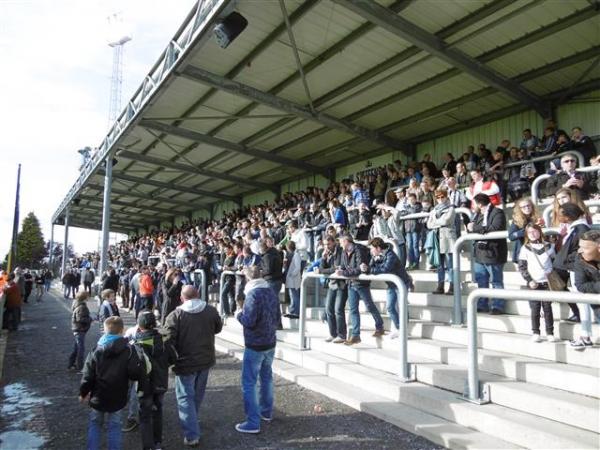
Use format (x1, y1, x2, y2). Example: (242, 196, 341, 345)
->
(69, 291, 92, 372)
(79, 316, 144, 450)
(132, 311, 169, 450)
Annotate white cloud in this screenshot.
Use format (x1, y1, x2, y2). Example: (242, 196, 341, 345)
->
(0, 0, 196, 259)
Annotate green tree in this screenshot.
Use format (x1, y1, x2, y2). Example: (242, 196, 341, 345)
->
(15, 212, 47, 269)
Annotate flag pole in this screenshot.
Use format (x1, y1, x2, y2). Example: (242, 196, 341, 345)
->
(7, 164, 21, 274)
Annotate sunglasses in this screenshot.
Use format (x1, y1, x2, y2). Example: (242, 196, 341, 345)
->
(563, 159, 576, 163)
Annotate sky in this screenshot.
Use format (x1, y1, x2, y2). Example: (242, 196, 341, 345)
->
(0, 0, 197, 259)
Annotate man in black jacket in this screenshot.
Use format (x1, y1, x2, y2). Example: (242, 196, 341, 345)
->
(164, 285, 222, 447)
(259, 237, 284, 329)
(542, 152, 595, 200)
(336, 234, 384, 345)
(80, 316, 143, 450)
(467, 194, 507, 314)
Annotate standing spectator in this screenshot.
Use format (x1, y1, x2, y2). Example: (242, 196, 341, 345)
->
(79, 316, 143, 450)
(44, 268, 53, 293)
(2, 274, 22, 331)
(62, 269, 74, 299)
(571, 230, 600, 349)
(553, 203, 590, 322)
(219, 245, 237, 317)
(427, 189, 457, 295)
(133, 312, 169, 450)
(161, 268, 184, 325)
(403, 193, 423, 270)
(68, 291, 92, 371)
(283, 241, 302, 320)
(467, 194, 508, 314)
(137, 267, 154, 319)
(259, 237, 284, 328)
(508, 198, 543, 264)
(316, 236, 347, 343)
(517, 224, 559, 342)
(23, 269, 33, 303)
(336, 234, 384, 345)
(119, 269, 131, 311)
(102, 268, 120, 292)
(83, 268, 95, 295)
(234, 266, 279, 434)
(129, 268, 140, 314)
(73, 269, 82, 295)
(164, 286, 222, 447)
(363, 237, 411, 339)
(34, 271, 45, 302)
(99, 289, 120, 327)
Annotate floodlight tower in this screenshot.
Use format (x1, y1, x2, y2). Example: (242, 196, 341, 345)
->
(107, 13, 131, 127)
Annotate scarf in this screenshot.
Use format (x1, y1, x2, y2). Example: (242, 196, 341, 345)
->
(433, 200, 451, 218)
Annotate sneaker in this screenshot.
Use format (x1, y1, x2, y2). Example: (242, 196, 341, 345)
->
(344, 336, 361, 346)
(547, 335, 560, 343)
(388, 330, 399, 340)
(570, 337, 593, 349)
(566, 314, 581, 323)
(183, 437, 200, 447)
(122, 418, 139, 432)
(531, 334, 542, 343)
(372, 329, 385, 338)
(324, 336, 334, 342)
(332, 337, 345, 344)
(260, 414, 273, 422)
(235, 421, 260, 434)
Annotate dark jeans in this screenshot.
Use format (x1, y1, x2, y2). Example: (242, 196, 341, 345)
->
(348, 285, 384, 338)
(140, 392, 164, 449)
(4, 306, 21, 331)
(220, 278, 235, 316)
(84, 282, 92, 295)
(136, 295, 153, 319)
(69, 331, 86, 369)
(473, 262, 505, 312)
(325, 287, 347, 339)
(406, 232, 420, 265)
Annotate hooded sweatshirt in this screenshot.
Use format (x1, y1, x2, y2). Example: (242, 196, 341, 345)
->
(163, 298, 222, 375)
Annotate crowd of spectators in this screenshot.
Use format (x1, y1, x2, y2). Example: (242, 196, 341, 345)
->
(57, 123, 600, 348)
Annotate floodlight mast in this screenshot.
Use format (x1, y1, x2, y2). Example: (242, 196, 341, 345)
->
(107, 12, 132, 128)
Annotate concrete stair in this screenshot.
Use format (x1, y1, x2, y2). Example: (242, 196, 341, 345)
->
(216, 324, 600, 449)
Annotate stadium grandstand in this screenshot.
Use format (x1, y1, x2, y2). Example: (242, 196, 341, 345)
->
(49, 1, 600, 448)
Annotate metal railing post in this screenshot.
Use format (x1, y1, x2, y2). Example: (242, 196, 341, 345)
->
(299, 275, 309, 350)
(465, 288, 600, 404)
(531, 174, 552, 204)
(61, 207, 70, 278)
(99, 153, 114, 275)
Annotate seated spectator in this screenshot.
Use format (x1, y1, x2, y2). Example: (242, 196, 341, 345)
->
(571, 230, 600, 349)
(550, 188, 592, 231)
(543, 152, 595, 200)
(506, 148, 536, 202)
(454, 162, 471, 190)
(570, 126, 597, 164)
(466, 169, 501, 208)
(520, 128, 539, 153)
(441, 153, 457, 175)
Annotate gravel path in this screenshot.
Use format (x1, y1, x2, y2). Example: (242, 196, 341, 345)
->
(0, 288, 443, 450)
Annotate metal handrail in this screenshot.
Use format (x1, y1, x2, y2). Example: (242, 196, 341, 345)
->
(193, 269, 207, 302)
(503, 150, 585, 169)
(451, 228, 562, 325)
(299, 272, 413, 382)
(531, 174, 552, 204)
(542, 199, 600, 226)
(465, 288, 600, 404)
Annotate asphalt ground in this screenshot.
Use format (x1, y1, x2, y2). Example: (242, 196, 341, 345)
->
(0, 288, 443, 450)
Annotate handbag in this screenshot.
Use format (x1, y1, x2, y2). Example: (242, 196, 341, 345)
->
(529, 245, 566, 291)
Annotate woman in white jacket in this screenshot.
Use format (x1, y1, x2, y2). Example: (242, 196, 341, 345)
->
(427, 189, 456, 295)
(284, 241, 302, 319)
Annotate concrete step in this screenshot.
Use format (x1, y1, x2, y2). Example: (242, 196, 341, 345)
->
(214, 338, 519, 450)
(215, 331, 600, 449)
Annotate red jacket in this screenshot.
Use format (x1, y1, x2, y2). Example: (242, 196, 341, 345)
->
(139, 274, 154, 297)
(3, 282, 22, 308)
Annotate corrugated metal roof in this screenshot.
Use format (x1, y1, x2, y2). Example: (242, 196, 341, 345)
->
(52, 0, 600, 232)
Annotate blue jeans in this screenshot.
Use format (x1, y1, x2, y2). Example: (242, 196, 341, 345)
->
(437, 253, 453, 283)
(127, 382, 138, 420)
(386, 287, 400, 329)
(87, 408, 122, 450)
(473, 262, 505, 312)
(288, 288, 300, 316)
(348, 285, 384, 338)
(406, 232, 420, 265)
(267, 280, 283, 327)
(175, 369, 210, 441)
(68, 331, 86, 369)
(242, 348, 275, 429)
(325, 287, 347, 339)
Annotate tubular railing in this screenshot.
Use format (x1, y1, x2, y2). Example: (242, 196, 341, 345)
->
(531, 159, 594, 204)
(299, 272, 413, 382)
(451, 228, 562, 325)
(465, 288, 600, 404)
(542, 199, 600, 227)
(193, 269, 207, 302)
(503, 150, 585, 169)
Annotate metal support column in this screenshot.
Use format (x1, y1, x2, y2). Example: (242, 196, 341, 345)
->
(61, 208, 70, 278)
(48, 223, 55, 267)
(99, 154, 114, 275)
